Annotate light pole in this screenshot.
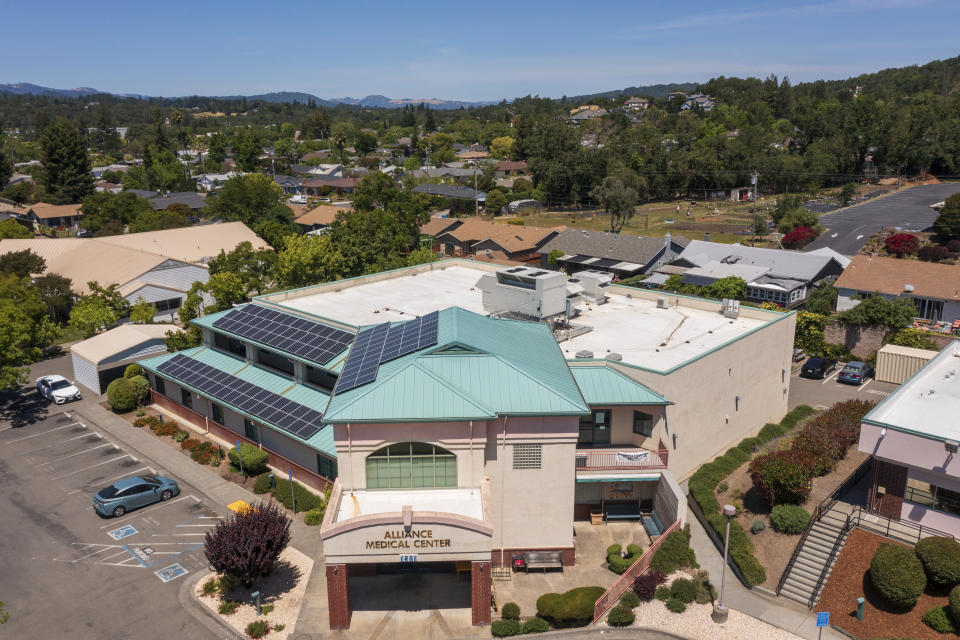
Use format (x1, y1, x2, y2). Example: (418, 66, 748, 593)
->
(712, 504, 737, 623)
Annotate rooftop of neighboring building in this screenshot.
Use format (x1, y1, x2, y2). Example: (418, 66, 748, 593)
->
(435, 217, 564, 253)
(28, 202, 82, 219)
(70, 323, 172, 365)
(294, 205, 347, 227)
(264, 260, 779, 373)
(676, 239, 847, 282)
(864, 343, 960, 441)
(835, 254, 960, 301)
(539, 228, 688, 265)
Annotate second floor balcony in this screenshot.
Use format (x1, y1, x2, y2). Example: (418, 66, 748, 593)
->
(575, 440, 669, 471)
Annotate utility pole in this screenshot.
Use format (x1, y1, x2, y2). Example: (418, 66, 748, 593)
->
(475, 165, 479, 218)
(751, 170, 760, 246)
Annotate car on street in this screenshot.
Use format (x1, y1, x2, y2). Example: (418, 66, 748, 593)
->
(800, 356, 838, 379)
(93, 475, 180, 517)
(838, 361, 875, 385)
(35, 374, 82, 404)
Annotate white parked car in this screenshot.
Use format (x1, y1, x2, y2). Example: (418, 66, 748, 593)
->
(36, 375, 82, 404)
(289, 194, 307, 204)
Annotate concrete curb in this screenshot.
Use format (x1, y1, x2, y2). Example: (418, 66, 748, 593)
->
(450, 626, 692, 639)
(179, 570, 245, 640)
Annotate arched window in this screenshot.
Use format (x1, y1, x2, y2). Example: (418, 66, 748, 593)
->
(366, 442, 457, 489)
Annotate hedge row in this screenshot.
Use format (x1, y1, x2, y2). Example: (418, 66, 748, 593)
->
(688, 405, 816, 586)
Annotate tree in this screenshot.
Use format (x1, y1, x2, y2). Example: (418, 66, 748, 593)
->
(204, 500, 291, 587)
(547, 249, 564, 266)
(68, 282, 131, 337)
(204, 272, 247, 312)
(92, 103, 122, 155)
(129, 297, 157, 323)
(590, 176, 638, 233)
(34, 273, 73, 324)
(253, 218, 299, 250)
(40, 119, 94, 204)
(304, 108, 330, 140)
(707, 276, 746, 300)
(351, 172, 400, 212)
(354, 131, 377, 157)
(884, 233, 920, 256)
(330, 124, 349, 165)
(208, 241, 277, 295)
(933, 194, 960, 241)
(485, 189, 507, 214)
(128, 204, 191, 233)
(203, 174, 285, 227)
(0, 249, 45, 277)
(0, 140, 12, 188)
(233, 131, 261, 172)
(328, 209, 417, 276)
(489, 136, 516, 160)
(273, 234, 346, 289)
(837, 294, 916, 329)
(804, 280, 838, 315)
(80, 191, 153, 233)
(0, 274, 60, 390)
(146, 147, 193, 193)
(424, 108, 436, 133)
(165, 325, 202, 352)
(406, 246, 435, 266)
(207, 133, 227, 165)
(840, 182, 857, 207)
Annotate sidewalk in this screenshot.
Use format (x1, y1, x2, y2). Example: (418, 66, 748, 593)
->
(686, 506, 846, 640)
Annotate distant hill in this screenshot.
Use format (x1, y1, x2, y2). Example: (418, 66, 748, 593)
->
(332, 95, 497, 109)
(566, 82, 700, 102)
(244, 91, 336, 106)
(0, 82, 106, 98)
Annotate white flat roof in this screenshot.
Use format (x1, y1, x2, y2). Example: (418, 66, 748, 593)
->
(280, 265, 488, 325)
(867, 344, 960, 441)
(335, 488, 483, 522)
(274, 262, 769, 372)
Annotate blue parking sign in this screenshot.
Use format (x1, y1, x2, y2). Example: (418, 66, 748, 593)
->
(816, 612, 830, 627)
(155, 563, 189, 583)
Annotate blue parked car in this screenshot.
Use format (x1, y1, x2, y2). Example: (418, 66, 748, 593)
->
(93, 475, 180, 517)
(838, 361, 875, 385)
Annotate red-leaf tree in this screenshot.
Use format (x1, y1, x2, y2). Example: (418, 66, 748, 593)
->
(204, 501, 291, 586)
(884, 233, 919, 256)
(782, 226, 818, 249)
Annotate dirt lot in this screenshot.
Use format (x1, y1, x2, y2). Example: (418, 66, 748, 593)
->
(819, 529, 949, 640)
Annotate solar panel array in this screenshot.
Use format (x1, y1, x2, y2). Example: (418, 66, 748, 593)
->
(334, 311, 439, 395)
(157, 353, 324, 440)
(213, 304, 353, 366)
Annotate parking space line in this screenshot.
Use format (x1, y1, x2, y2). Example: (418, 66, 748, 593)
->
(35, 442, 113, 466)
(72, 546, 115, 562)
(6, 422, 82, 443)
(858, 379, 874, 392)
(155, 533, 207, 536)
(99, 495, 198, 528)
(822, 370, 840, 384)
(66, 467, 154, 495)
(20, 432, 100, 455)
(51, 454, 130, 480)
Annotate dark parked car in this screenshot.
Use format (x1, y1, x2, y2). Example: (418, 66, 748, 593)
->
(93, 475, 179, 517)
(838, 361, 875, 385)
(800, 356, 837, 379)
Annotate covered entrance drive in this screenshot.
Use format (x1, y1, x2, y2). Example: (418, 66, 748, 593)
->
(320, 480, 494, 630)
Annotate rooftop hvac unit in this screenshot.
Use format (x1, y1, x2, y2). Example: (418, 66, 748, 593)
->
(905, 284, 915, 292)
(575, 350, 594, 359)
(722, 298, 740, 318)
(606, 352, 623, 361)
(656, 297, 669, 309)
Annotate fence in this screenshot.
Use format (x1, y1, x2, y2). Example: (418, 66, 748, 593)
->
(592, 518, 681, 623)
(575, 447, 669, 471)
(150, 390, 334, 494)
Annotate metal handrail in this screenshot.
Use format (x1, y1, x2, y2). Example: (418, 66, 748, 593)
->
(777, 513, 818, 595)
(850, 504, 958, 543)
(807, 513, 853, 608)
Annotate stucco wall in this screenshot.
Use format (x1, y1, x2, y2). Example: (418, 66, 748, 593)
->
(859, 423, 960, 478)
(823, 320, 890, 358)
(654, 469, 687, 526)
(599, 405, 666, 448)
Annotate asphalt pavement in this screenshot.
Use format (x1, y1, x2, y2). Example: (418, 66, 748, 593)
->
(805, 182, 960, 255)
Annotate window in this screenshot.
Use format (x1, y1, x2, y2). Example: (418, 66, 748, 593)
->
(317, 454, 338, 480)
(578, 410, 611, 446)
(365, 442, 457, 489)
(632, 411, 654, 437)
(180, 388, 192, 409)
(914, 297, 944, 322)
(154, 376, 165, 396)
(244, 419, 259, 443)
(214, 332, 247, 357)
(906, 482, 960, 517)
(512, 444, 542, 470)
(154, 297, 182, 313)
(211, 403, 224, 425)
(257, 347, 294, 376)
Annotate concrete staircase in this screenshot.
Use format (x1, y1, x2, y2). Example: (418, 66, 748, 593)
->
(779, 506, 851, 607)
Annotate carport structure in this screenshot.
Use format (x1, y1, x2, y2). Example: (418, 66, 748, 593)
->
(71, 324, 172, 394)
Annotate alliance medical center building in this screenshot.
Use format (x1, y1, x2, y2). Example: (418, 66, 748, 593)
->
(139, 260, 795, 628)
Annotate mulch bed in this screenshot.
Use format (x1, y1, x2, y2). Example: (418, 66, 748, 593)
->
(818, 528, 950, 640)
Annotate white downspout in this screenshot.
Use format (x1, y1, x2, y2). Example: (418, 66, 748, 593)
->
(500, 416, 508, 567)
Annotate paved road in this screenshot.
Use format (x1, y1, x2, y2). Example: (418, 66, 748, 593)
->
(788, 364, 897, 410)
(805, 182, 960, 255)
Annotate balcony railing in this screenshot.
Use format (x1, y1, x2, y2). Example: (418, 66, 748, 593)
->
(575, 440, 669, 471)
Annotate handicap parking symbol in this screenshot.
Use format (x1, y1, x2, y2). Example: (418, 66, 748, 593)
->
(155, 563, 189, 583)
(107, 525, 138, 541)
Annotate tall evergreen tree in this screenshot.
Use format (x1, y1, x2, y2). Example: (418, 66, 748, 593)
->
(0, 138, 12, 188)
(40, 119, 94, 204)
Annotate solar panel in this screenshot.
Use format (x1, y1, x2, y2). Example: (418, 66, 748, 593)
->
(157, 354, 324, 440)
(213, 304, 354, 367)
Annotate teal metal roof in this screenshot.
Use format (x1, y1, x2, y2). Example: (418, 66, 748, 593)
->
(139, 346, 336, 457)
(570, 366, 671, 406)
(323, 307, 590, 423)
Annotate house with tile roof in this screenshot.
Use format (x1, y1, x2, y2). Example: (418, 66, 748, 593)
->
(431, 217, 563, 262)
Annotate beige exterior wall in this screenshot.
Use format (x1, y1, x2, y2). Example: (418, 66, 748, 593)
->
(323, 521, 492, 564)
(607, 310, 795, 480)
(600, 405, 666, 448)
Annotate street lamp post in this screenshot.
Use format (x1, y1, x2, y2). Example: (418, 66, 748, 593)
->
(712, 504, 737, 623)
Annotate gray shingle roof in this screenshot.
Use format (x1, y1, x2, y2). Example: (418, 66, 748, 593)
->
(539, 229, 688, 265)
(148, 192, 206, 210)
(676, 240, 844, 282)
(411, 184, 484, 200)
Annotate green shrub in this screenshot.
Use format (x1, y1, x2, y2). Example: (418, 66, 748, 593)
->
(606, 544, 622, 556)
(749, 449, 814, 506)
(870, 543, 926, 608)
(124, 363, 145, 379)
(717, 481, 729, 494)
(228, 443, 270, 476)
(245, 619, 270, 638)
(154, 420, 179, 437)
(738, 437, 761, 454)
(669, 578, 698, 604)
(128, 375, 151, 405)
(649, 527, 697, 574)
(272, 623, 285, 632)
(190, 441, 221, 466)
(259, 603, 274, 615)
(620, 590, 640, 609)
(922, 605, 957, 633)
(270, 477, 323, 513)
(633, 569, 667, 601)
(757, 422, 784, 441)
(522, 617, 549, 633)
(950, 584, 960, 623)
(501, 602, 520, 620)
(201, 578, 220, 597)
(173, 430, 189, 443)
(218, 600, 240, 615)
(253, 474, 273, 494)
(491, 619, 523, 637)
(536, 587, 605, 628)
(626, 544, 643, 556)
(107, 378, 139, 413)
(916, 537, 960, 589)
(304, 507, 325, 526)
(665, 598, 686, 613)
(135, 406, 145, 417)
(770, 505, 811, 534)
(751, 518, 766, 534)
(133, 415, 160, 429)
(654, 585, 671, 601)
(693, 571, 717, 604)
(607, 604, 635, 627)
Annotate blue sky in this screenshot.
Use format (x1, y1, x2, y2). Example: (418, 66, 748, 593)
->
(7, 0, 959, 101)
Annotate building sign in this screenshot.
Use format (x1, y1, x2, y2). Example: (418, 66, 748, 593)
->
(365, 529, 452, 550)
(607, 482, 636, 499)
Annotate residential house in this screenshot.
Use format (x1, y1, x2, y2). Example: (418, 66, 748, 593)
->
(294, 205, 348, 233)
(147, 191, 206, 211)
(411, 183, 485, 202)
(273, 174, 303, 195)
(681, 93, 716, 112)
(23, 203, 83, 229)
(494, 160, 527, 178)
(419, 214, 459, 238)
(289, 164, 343, 177)
(624, 97, 650, 110)
(431, 217, 563, 262)
(667, 91, 688, 102)
(667, 241, 849, 308)
(411, 167, 479, 184)
(302, 176, 360, 196)
(195, 172, 242, 192)
(538, 229, 689, 279)
(835, 255, 960, 323)
(568, 108, 607, 123)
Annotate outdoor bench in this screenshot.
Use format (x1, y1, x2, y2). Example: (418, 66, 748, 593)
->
(604, 503, 644, 520)
(643, 512, 665, 539)
(523, 551, 564, 571)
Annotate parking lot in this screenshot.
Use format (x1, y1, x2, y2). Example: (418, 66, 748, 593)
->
(0, 399, 223, 639)
(788, 363, 897, 410)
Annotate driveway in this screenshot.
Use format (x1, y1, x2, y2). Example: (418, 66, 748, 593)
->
(788, 365, 897, 410)
(805, 182, 960, 255)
